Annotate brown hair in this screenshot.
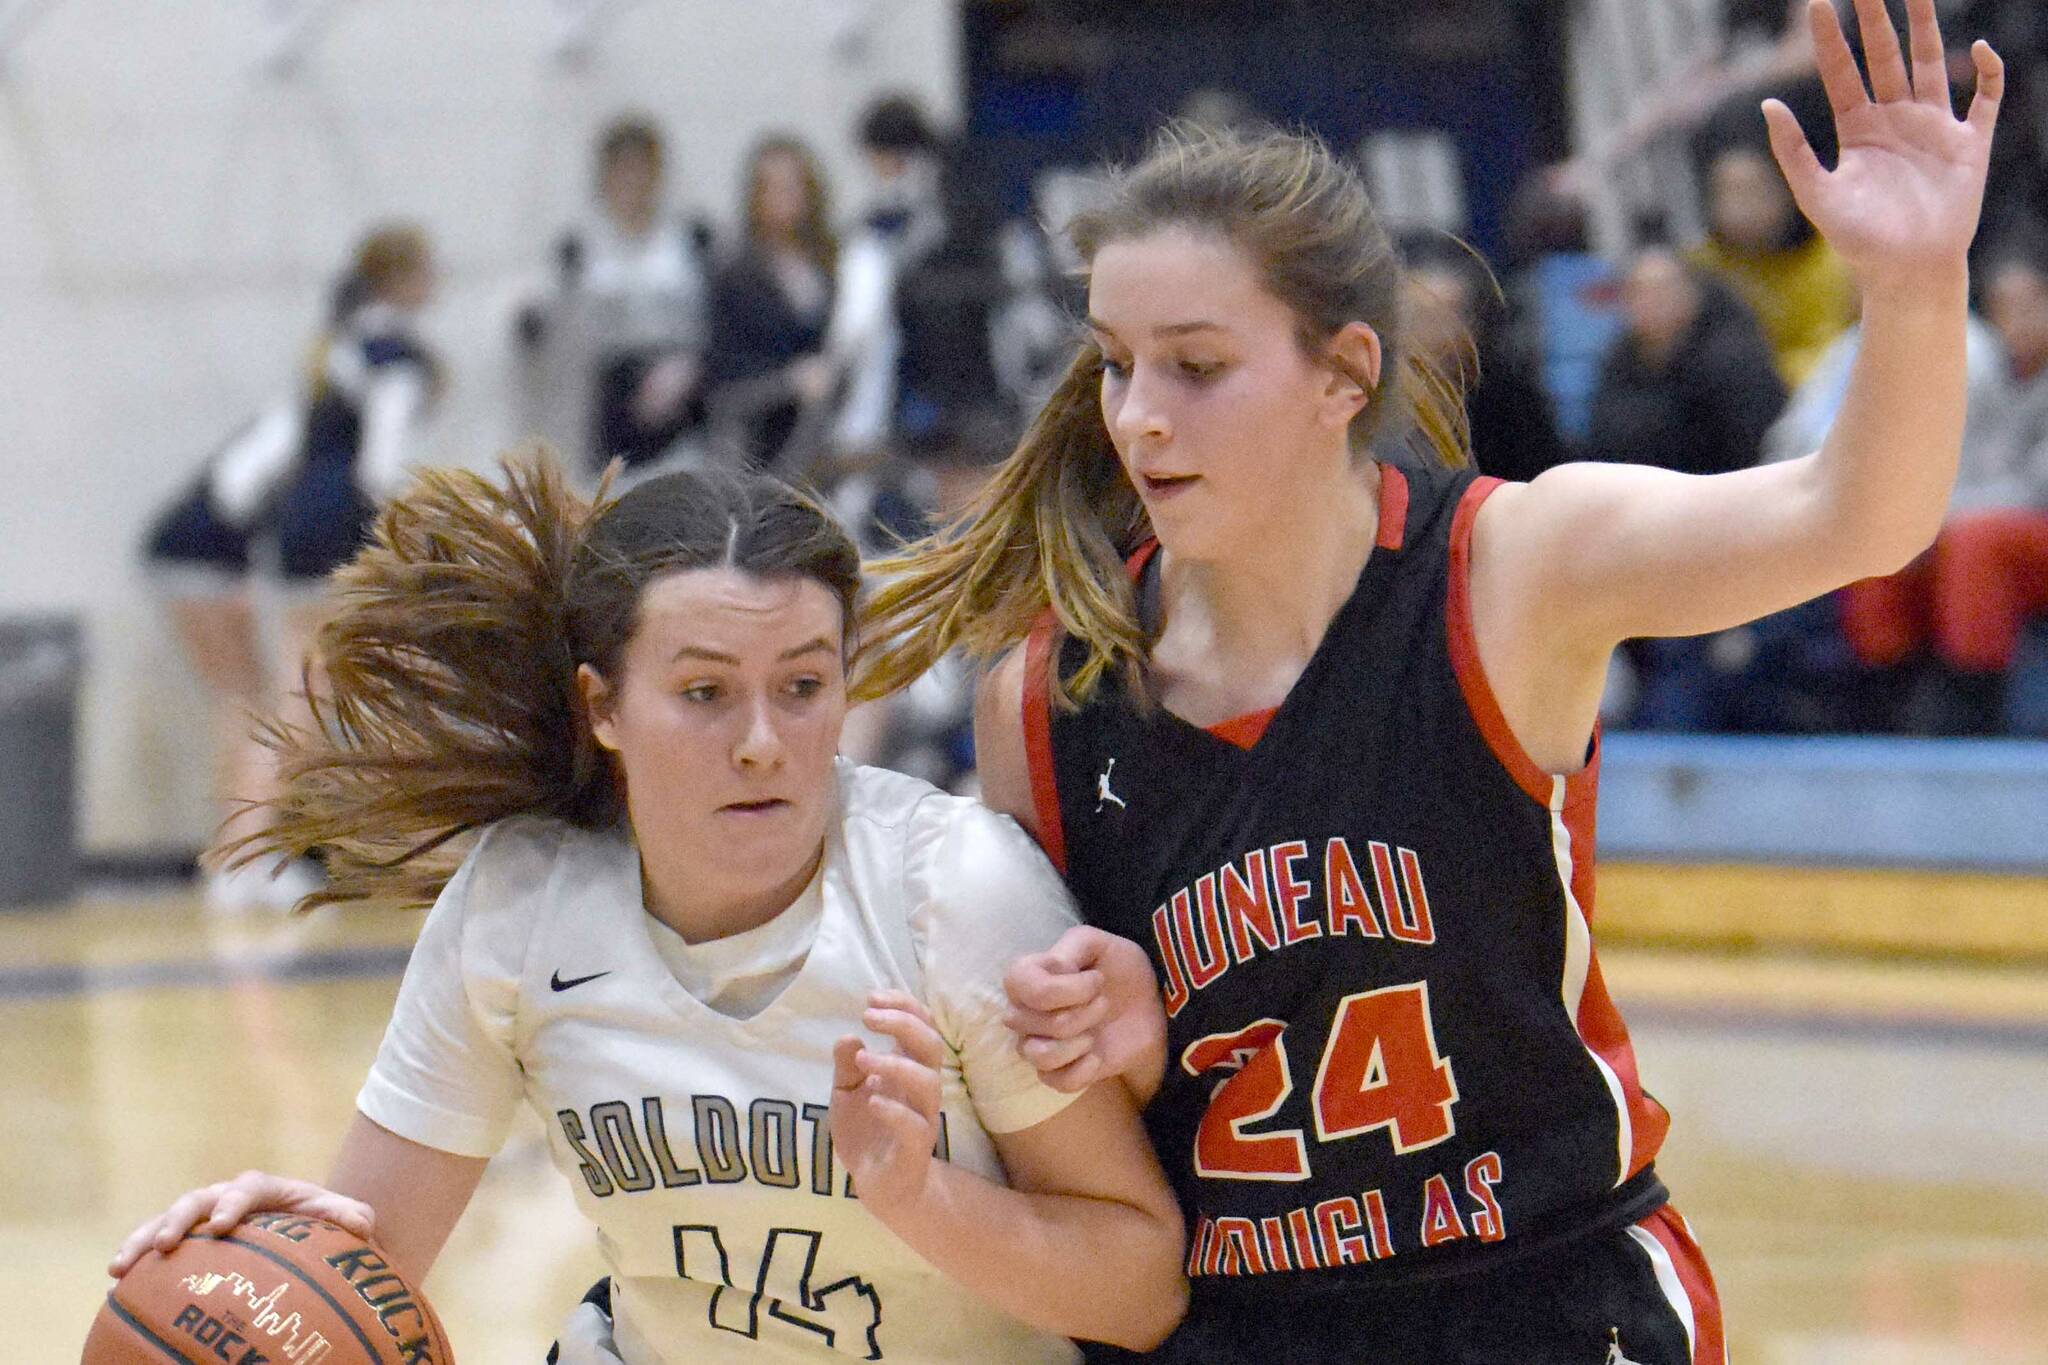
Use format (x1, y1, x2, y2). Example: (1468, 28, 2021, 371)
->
(854, 122, 1470, 707)
(599, 115, 664, 171)
(353, 223, 432, 302)
(232, 451, 861, 910)
(304, 223, 434, 395)
(744, 135, 838, 275)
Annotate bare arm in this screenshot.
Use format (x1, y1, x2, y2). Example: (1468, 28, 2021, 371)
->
(327, 1111, 490, 1284)
(109, 1112, 488, 1286)
(977, 647, 1171, 1103)
(973, 645, 1039, 838)
(1474, 0, 2004, 768)
(835, 999, 1186, 1350)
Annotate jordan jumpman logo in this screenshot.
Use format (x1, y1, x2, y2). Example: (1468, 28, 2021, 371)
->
(1096, 757, 1127, 812)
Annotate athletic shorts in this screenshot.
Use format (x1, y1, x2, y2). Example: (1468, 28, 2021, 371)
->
(143, 474, 251, 574)
(546, 1278, 624, 1365)
(1088, 1203, 1724, 1365)
(270, 459, 377, 581)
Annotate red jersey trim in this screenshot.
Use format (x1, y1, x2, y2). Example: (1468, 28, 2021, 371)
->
(1021, 613, 1068, 874)
(1117, 461, 1400, 754)
(1375, 461, 1409, 551)
(1553, 750, 1671, 1185)
(1206, 708, 1277, 750)
(1571, 832, 1671, 1181)
(1445, 476, 1599, 809)
(1637, 1205, 1727, 1365)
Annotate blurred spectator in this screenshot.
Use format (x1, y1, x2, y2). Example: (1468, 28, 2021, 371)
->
(140, 224, 443, 909)
(1588, 244, 1787, 729)
(1401, 239, 1568, 483)
(1586, 244, 1786, 477)
(834, 94, 1015, 518)
(1952, 1, 2048, 263)
(1724, 277, 2006, 735)
(989, 218, 1076, 429)
(518, 116, 712, 475)
(887, 160, 1014, 516)
(1502, 176, 1624, 452)
(1689, 143, 1855, 386)
(1764, 282, 2008, 468)
(1559, 0, 1907, 197)
(1838, 236, 2048, 734)
(827, 95, 949, 459)
(702, 136, 839, 472)
(824, 95, 1023, 790)
(263, 225, 443, 582)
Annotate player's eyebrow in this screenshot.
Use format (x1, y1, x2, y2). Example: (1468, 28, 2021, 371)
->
(671, 638, 836, 665)
(1086, 317, 1229, 340)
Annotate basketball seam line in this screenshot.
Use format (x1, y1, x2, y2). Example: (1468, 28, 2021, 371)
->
(218, 1231, 404, 1361)
(103, 1292, 204, 1364)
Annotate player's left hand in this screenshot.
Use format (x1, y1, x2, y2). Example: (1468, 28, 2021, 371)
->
(830, 990, 946, 1213)
(1765, 0, 2002, 292)
(1004, 926, 1167, 1100)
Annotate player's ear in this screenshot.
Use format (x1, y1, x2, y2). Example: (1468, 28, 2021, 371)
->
(577, 663, 622, 753)
(1321, 322, 1382, 428)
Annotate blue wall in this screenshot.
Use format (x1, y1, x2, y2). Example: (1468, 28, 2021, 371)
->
(1599, 735, 2048, 872)
(962, 5, 1556, 261)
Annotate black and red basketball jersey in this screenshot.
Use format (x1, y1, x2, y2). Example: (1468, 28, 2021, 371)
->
(1022, 461, 1671, 1293)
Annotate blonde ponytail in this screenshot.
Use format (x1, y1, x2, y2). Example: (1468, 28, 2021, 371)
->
(855, 344, 1153, 708)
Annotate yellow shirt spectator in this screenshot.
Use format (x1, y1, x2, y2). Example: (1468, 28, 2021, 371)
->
(1692, 144, 1857, 387)
(1690, 234, 1856, 387)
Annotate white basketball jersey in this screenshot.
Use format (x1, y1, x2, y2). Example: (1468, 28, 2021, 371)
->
(359, 761, 1084, 1364)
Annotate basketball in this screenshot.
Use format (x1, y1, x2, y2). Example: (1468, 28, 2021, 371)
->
(83, 1212, 454, 1364)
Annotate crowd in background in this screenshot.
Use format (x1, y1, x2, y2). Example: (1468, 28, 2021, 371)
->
(1439, 0, 2048, 740)
(498, 94, 1070, 794)
(137, 4, 2048, 905)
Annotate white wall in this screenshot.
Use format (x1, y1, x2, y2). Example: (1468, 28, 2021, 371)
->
(0, 0, 960, 852)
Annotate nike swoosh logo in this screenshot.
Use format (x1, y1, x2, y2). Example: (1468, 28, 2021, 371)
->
(550, 969, 612, 992)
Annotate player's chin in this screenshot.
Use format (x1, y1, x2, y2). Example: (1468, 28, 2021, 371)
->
(705, 800, 825, 866)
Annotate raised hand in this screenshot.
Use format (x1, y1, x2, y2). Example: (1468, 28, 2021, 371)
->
(1003, 926, 1166, 1100)
(1764, 0, 2003, 291)
(109, 1171, 375, 1278)
(830, 990, 947, 1213)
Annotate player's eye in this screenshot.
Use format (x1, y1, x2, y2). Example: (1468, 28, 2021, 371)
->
(680, 682, 720, 703)
(787, 676, 824, 700)
(1100, 356, 1131, 383)
(1179, 359, 1225, 383)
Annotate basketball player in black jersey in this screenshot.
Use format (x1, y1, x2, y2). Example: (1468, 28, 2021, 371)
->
(856, 2, 2003, 1359)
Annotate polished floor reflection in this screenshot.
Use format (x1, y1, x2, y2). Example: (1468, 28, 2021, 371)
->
(7, 888, 2046, 1363)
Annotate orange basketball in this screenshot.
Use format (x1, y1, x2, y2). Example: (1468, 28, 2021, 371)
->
(83, 1211, 455, 1364)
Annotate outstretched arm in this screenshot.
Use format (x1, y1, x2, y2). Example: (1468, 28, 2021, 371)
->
(1474, 0, 2003, 763)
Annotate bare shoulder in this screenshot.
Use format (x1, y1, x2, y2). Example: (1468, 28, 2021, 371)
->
(1470, 461, 1665, 646)
(973, 645, 1038, 836)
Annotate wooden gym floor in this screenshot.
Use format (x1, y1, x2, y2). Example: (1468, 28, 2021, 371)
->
(6, 874, 2048, 1364)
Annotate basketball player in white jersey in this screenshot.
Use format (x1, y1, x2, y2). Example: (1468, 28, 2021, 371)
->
(111, 458, 1186, 1362)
